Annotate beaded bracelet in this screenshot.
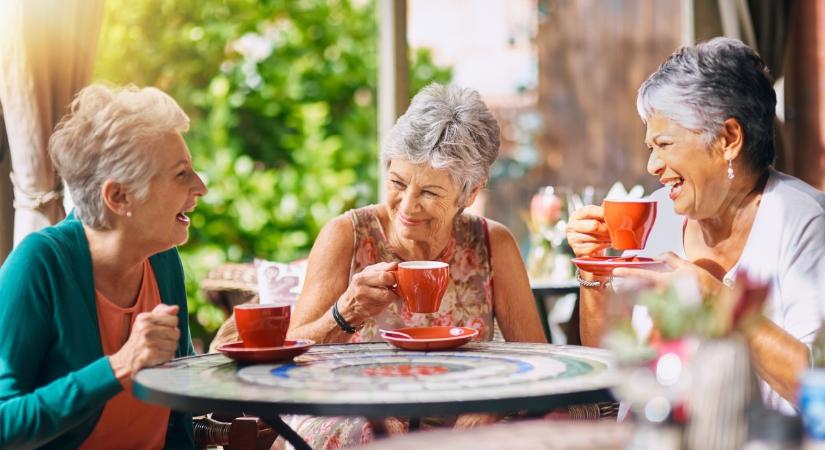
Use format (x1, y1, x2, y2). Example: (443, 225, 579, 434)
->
(332, 300, 360, 334)
(575, 268, 612, 289)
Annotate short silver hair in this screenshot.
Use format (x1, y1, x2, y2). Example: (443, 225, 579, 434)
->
(381, 83, 500, 204)
(636, 37, 776, 171)
(49, 84, 189, 229)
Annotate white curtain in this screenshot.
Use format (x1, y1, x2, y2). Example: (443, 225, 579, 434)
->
(0, 0, 104, 245)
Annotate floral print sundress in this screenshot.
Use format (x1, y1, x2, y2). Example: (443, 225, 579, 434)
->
(275, 205, 495, 450)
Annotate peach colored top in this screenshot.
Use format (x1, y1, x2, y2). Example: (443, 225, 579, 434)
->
(79, 260, 170, 450)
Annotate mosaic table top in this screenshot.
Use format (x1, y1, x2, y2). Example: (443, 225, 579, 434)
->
(133, 342, 616, 417)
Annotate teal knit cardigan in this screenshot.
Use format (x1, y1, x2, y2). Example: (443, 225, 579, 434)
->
(0, 213, 195, 449)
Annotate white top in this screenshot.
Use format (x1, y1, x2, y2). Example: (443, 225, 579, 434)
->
(634, 168, 825, 414)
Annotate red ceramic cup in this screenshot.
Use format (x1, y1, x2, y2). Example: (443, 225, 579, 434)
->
(392, 261, 450, 313)
(602, 199, 657, 250)
(234, 304, 291, 348)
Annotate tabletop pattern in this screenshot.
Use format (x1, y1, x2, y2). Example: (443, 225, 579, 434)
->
(134, 342, 615, 416)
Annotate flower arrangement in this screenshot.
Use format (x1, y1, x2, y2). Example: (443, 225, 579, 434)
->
(523, 186, 573, 281)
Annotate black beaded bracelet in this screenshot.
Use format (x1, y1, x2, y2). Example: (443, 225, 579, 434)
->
(332, 300, 359, 334)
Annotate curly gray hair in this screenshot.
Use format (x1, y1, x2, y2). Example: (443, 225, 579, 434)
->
(636, 37, 776, 171)
(49, 84, 189, 229)
(381, 83, 500, 205)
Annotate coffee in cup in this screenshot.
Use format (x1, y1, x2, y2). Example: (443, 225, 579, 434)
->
(234, 303, 291, 348)
(602, 199, 657, 250)
(392, 261, 450, 313)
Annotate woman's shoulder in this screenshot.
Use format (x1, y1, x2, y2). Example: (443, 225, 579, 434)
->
(458, 213, 514, 246)
(767, 169, 825, 218)
(8, 218, 85, 266)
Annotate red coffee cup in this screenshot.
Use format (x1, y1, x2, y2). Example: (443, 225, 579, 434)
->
(603, 199, 657, 250)
(234, 304, 290, 348)
(392, 261, 450, 313)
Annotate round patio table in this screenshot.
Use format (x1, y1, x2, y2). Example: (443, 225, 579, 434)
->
(133, 342, 616, 449)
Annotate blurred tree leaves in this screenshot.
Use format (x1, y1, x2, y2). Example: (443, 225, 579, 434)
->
(94, 0, 450, 345)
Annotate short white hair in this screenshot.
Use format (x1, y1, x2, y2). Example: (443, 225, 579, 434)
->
(636, 37, 776, 171)
(49, 84, 189, 229)
(381, 83, 500, 205)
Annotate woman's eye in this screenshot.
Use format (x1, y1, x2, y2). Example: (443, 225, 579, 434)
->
(391, 180, 405, 189)
(422, 190, 438, 198)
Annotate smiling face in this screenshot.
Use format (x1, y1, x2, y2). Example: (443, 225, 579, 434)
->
(645, 114, 731, 220)
(129, 132, 207, 252)
(385, 159, 472, 244)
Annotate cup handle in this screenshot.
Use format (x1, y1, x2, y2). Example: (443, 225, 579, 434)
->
(387, 270, 399, 292)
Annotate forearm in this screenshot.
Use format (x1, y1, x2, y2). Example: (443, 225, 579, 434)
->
(744, 317, 810, 403)
(288, 297, 360, 344)
(578, 272, 612, 347)
(0, 357, 121, 449)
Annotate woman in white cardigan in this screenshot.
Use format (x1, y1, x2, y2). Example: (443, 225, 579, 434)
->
(566, 37, 825, 414)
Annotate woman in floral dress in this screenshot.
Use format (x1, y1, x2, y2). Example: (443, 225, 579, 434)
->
(281, 83, 546, 449)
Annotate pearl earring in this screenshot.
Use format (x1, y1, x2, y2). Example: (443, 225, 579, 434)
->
(126, 211, 132, 217)
(727, 160, 735, 180)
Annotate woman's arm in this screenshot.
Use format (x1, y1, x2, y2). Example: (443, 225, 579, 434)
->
(287, 215, 398, 343)
(577, 274, 613, 347)
(0, 235, 122, 449)
(487, 220, 546, 343)
(565, 205, 613, 346)
(745, 318, 810, 402)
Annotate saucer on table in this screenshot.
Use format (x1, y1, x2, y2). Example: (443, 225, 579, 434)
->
(216, 339, 314, 363)
(571, 256, 665, 277)
(381, 326, 478, 351)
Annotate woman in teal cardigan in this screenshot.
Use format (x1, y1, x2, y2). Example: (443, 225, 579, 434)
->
(0, 84, 207, 449)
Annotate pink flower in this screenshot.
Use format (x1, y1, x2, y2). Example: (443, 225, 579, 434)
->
(431, 313, 453, 327)
(530, 190, 562, 226)
(325, 434, 342, 450)
(452, 248, 480, 283)
(355, 236, 378, 265)
(469, 318, 485, 340)
(359, 421, 375, 444)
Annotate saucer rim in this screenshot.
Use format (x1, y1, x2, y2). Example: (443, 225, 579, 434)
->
(571, 256, 659, 265)
(217, 339, 315, 352)
(380, 326, 479, 343)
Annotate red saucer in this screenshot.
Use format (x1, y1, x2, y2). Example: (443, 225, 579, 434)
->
(381, 326, 479, 351)
(571, 256, 666, 276)
(216, 339, 314, 363)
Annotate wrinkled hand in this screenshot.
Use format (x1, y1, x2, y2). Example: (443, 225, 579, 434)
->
(612, 252, 725, 298)
(338, 261, 400, 325)
(109, 303, 181, 381)
(453, 413, 501, 430)
(565, 205, 611, 258)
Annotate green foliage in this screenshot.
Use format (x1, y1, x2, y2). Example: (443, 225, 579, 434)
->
(95, 0, 451, 345)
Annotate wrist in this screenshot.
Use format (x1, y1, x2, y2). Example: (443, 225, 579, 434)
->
(108, 354, 131, 382)
(332, 298, 363, 334)
(576, 269, 612, 289)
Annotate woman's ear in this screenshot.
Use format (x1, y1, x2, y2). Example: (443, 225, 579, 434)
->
(463, 185, 484, 209)
(101, 179, 133, 218)
(720, 117, 745, 162)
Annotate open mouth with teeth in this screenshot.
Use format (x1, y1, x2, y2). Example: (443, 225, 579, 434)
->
(176, 212, 191, 225)
(666, 179, 684, 200)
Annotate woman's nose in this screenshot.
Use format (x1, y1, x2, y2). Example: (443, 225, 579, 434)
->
(647, 151, 665, 176)
(193, 172, 208, 196)
(399, 190, 418, 213)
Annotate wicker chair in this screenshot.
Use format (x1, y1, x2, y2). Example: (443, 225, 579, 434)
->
(193, 413, 277, 450)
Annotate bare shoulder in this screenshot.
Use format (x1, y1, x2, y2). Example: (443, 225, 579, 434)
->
(484, 218, 518, 248)
(309, 213, 355, 264)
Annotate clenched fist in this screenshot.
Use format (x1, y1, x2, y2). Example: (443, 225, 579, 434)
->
(109, 303, 181, 381)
